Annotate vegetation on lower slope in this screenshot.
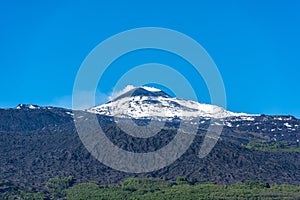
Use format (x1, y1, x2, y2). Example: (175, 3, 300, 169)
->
(244, 141, 300, 152)
(65, 177, 300, 200)
(3, 177, 299, 200)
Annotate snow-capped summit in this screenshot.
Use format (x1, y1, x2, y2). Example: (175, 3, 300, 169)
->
(111, 86, 170, 101)
(88, 86, 252, 119)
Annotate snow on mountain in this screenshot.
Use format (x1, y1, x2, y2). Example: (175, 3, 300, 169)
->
(15, 104, 54, 111)
(87, 86, 253, 119)
(140, 86, 161, 92)
(16, 104, 40, 110)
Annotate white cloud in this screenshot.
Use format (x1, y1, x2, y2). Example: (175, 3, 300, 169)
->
(108, 85, 136, 101)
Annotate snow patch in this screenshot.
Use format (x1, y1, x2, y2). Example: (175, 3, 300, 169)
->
(284, 123, 292, 128)
(28, 105, 37, 109)
(142, 86, 161, 92)
(226, 122, 233, 127)
(240, 116, 255, 121)
(66, 112, 74, 116)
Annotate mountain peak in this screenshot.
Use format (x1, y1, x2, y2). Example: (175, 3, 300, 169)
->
(111, 86, 171, 102)
(88, 86, 251, 119)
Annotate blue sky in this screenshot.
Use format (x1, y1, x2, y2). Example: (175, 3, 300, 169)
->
(0, 0, 300, 117)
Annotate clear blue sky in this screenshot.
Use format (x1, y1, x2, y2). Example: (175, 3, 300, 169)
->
(1, 0, 300, 117)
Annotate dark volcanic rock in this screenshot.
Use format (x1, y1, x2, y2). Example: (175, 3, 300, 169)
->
(0, 106, 300, 189)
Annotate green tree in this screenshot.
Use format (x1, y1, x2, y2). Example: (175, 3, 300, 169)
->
(18, 190, 46, 200)
(175, 176, 188, 185)
(46, 176, 74, 199)
(245, 180, 270, 189)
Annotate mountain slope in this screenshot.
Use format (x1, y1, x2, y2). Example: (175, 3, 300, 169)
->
(0, 105, 299, 188)
(0, 87, 299, 189)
